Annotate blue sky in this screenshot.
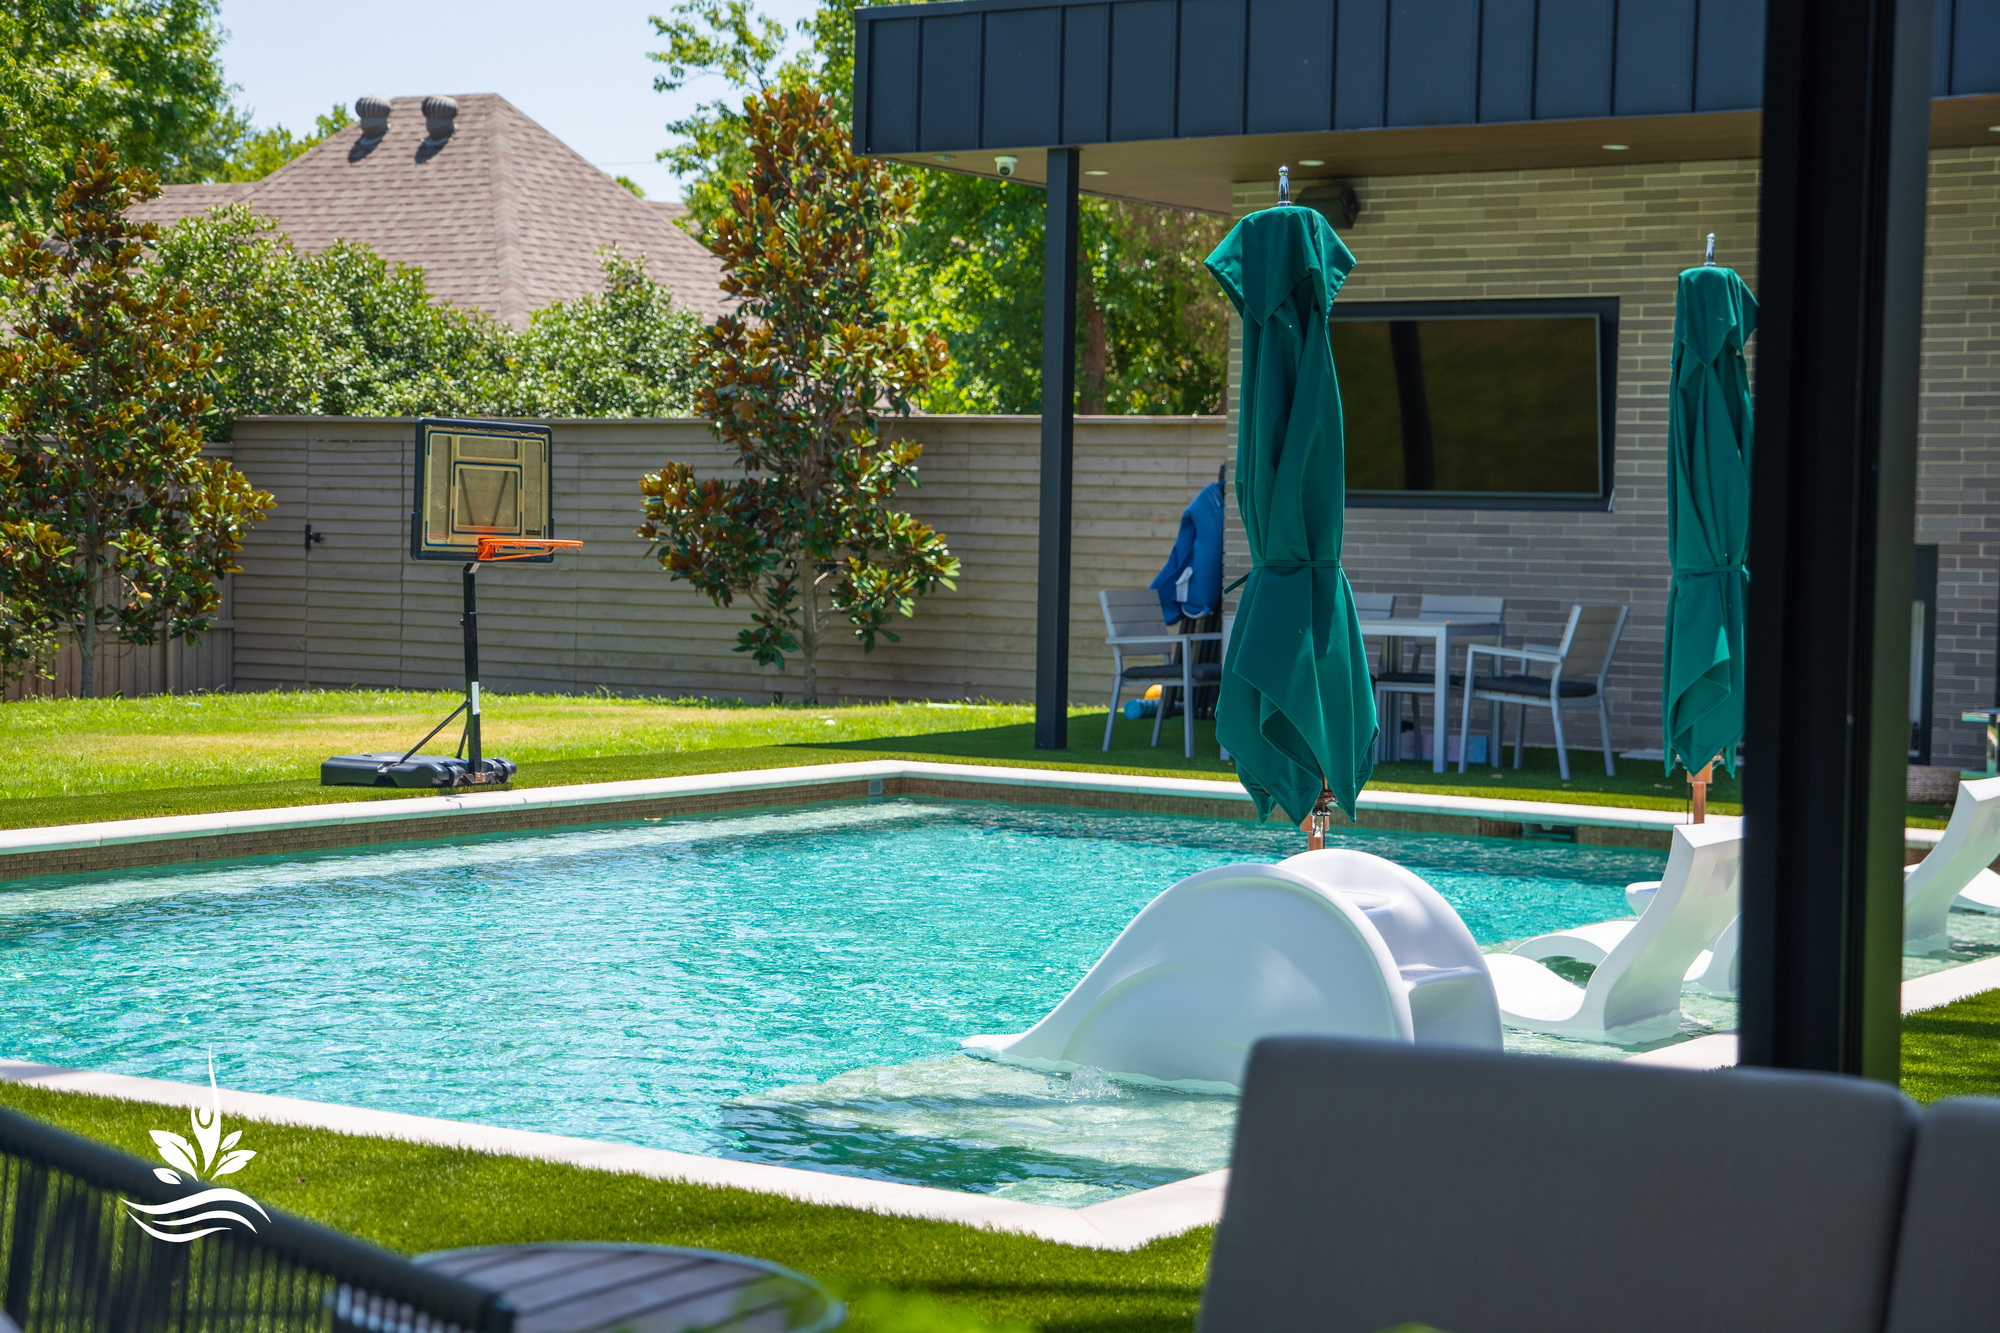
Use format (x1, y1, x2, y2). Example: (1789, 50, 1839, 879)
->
(215, 0, 821, 201)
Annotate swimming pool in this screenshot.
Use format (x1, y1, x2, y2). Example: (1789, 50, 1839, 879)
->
(1, 798, 1670, 1206)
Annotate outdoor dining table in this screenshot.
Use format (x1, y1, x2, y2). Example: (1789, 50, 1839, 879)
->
(408, 1242, 845, 1333)
(1357, 616, 1506, 772)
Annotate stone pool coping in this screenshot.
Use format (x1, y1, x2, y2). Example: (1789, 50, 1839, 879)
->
(0, 758, 1786, 879)
(0, 1058, 1224, 1251)
(13, 951, 2000, 1250)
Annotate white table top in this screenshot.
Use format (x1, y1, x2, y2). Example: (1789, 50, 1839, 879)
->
(1355, 617, 1504, 636)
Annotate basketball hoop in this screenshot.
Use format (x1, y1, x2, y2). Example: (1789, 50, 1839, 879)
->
(475, 537, 583, 562)
(324, 420, 584, 791)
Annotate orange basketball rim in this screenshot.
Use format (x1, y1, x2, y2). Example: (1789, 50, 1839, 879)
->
(475, 537, 584, 561)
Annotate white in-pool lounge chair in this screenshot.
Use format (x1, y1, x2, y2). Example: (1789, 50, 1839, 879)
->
(1539, 775, 2000, 981)
(1485, 820, 1741, 1044)
(1905, 775, 2000, 955)
(1513, 839, 1742, 997)
(962, 850, 1499, 1092)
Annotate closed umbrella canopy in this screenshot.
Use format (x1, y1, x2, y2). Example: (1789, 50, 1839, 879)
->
(1150, 479, 1226, 622)
(1204, 204, 1376, 824)
(1663, 264, 1757, 776)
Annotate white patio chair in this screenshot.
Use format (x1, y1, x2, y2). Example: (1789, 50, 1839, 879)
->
(1456, 603, 1629, 780)
(1370, 595, 1505, 764)
(1903, 775, 2000, 954)
(1485, 819, 1742, 1044)
(1098, 589, 1222, 759)
(963, 849, 1500, 1091)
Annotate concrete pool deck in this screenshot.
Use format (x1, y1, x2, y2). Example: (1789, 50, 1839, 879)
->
(0, 756, 1896, 880)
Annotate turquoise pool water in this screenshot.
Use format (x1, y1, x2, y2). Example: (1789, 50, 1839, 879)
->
(1, 799, 1669, 1206)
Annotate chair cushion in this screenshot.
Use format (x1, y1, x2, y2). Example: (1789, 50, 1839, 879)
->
(1199, 1036, 1915, 1333)
(1122, 663, 1223, 683)
(1884, 1097, 2000, 1333)
(1119, 663, 1186, 680)
(1472, 673, 1597, 698)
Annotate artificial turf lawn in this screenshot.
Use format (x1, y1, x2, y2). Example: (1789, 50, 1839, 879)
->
(5, 991, 2000, 1333)
(0, 1082, 1206, 1333)
(4, 689, 1956, 830)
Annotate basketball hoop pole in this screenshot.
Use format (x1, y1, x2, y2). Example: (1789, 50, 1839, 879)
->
(463, 559, 482, 771)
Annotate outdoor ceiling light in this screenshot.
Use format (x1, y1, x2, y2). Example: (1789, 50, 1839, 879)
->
(1602, 143, 1631, 151)
(1085, 169, 1109, 176)
(1299, 158, 1326, 166)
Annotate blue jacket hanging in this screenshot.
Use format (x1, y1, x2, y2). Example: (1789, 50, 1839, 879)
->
(1150, 480, 1226, 622)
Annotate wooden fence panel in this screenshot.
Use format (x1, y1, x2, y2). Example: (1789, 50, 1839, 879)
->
(225, 415, 1236, 705)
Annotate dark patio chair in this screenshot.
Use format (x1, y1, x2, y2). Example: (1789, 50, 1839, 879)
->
(1200, 1036, 1915, 1333)
(0, 1106, 508, 1333)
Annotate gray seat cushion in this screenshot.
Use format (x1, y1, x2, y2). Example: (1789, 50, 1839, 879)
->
(1472, 672, 1597, 697)
(1200, 1036, 1915, 1333)
(1884, 1096, 2000, 1333)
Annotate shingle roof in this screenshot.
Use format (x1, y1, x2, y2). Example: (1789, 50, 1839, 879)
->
(129, 94, 729, 328)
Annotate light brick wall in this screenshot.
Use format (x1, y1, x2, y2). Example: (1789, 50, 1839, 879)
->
(1230, 145, 2000, 765)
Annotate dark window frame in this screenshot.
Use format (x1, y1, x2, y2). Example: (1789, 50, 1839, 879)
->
(1331, 295, 1619, 512)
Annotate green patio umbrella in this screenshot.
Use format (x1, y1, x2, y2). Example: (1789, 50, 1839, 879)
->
(1663, 260, 1757, 781)
(1204, 202, 1376, 826)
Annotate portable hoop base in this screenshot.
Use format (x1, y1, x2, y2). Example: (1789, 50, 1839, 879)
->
(322, 538, 581, 788)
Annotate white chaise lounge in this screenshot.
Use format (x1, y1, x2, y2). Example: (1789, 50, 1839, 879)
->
(1515, 832, 1741, 997)
(1486, 820, 1742, 1043)
(963, 850, 1499, 1092)
(1905, 775, 2000, 954)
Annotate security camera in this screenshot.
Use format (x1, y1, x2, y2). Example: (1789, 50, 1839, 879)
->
(994, 155, 1019, 178)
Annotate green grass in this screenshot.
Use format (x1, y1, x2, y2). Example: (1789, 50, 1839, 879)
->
(1900, 988, 2000, 1104)
(0, 1082, 1207, 1333)
(2, 690, 1954, 830)
(4, 988, 1998, 1333)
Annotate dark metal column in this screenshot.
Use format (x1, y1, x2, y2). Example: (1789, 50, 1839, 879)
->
(1740, 0, 1931, 1079)
(1035, 147, 1081, 749)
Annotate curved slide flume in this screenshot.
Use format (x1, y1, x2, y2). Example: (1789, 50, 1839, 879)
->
(963, 850, 1500, 1093)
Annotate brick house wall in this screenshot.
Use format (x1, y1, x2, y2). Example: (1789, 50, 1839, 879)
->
(1231, 146, 2000, 767)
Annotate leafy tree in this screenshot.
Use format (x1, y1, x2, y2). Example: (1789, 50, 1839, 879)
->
(508, 250, 705, 418)
(893, 174, 1228, 414)
(648, 0, 795, 233)
(639, 88, 955, 705)
(145, 208, 704, 433)
(0, 0, 239, 226)
(650, 0, 1227, 414)
(213, 103, 353, 183)
(0, 146, 273, 693)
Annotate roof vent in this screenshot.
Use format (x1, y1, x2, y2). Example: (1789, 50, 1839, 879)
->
(355, 96, 391, 141)
(422, 96, 459, 143)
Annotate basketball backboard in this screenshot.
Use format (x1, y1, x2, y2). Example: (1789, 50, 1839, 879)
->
(410, 418, 556, 562)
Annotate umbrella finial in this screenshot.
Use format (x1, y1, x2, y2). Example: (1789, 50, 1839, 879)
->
(1278, 165, 1291, 205)
(1704, 233, 1717, 266)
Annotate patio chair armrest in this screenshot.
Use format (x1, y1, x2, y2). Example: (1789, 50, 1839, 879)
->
(1465, 643, 1562, 667)
(1105, 634, 1186, 647)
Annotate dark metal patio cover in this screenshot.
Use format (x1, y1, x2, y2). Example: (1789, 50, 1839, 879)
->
(852, 0, 2000, 212)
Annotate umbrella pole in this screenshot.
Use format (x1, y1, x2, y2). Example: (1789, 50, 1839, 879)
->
(1688, 761, 1714, 824)
(1307, 786, 1334, 850)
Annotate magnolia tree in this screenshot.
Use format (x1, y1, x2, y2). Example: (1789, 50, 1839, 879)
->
(640, 87, 956, 705)
(0, 145, 273, 693)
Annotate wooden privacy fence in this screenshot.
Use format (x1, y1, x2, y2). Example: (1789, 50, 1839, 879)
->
(224, 415, 1240, 706)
